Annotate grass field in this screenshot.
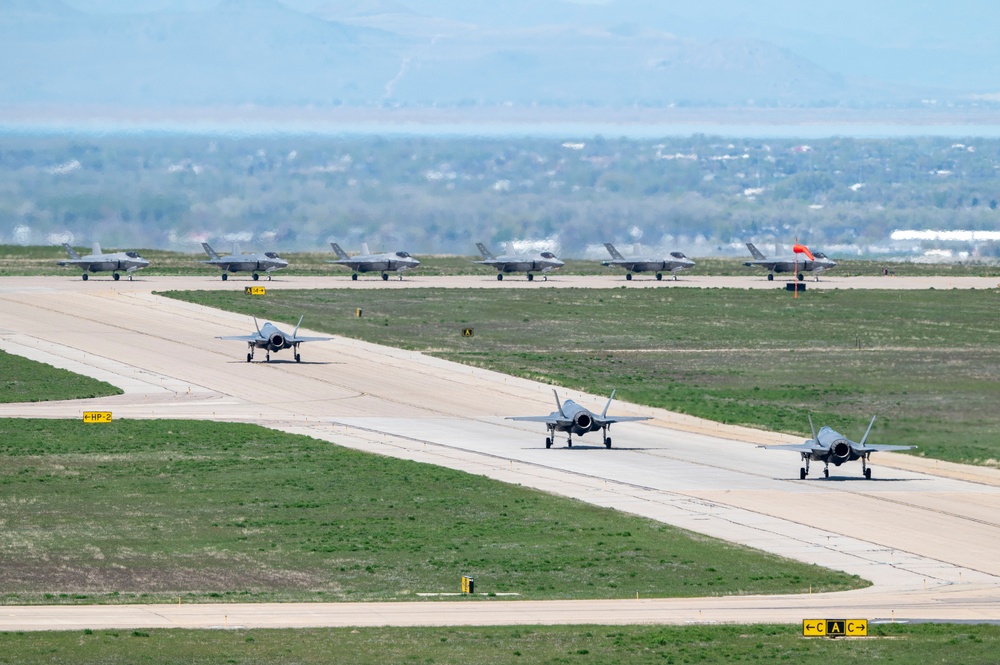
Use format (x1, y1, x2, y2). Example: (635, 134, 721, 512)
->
(0, 418, 864, 605)
(0, 623, 997, 664)
(0, 350, 121, 403)
(3, 244, 999, 278)
(165, 287, 1000, 467)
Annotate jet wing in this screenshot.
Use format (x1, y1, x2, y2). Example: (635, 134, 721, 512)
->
(759, 443, 826, 453)
(599, 415, 651, 424)
(287, 335, 332, 343)
(217, 334, 264, 341)
(507, 415, 565, 424)
(855, 444, 916, 453)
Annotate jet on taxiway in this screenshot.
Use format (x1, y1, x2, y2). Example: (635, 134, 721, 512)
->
(743, 242, 836, 282)
(217, 315, 330, 363)
(474, 242, 564, 281)
(760, 415, 915, 479)
(602, 242, 695, 281)
(328, 242, 420, 281)
(58, 242, 149, 281)
(201, 242, 288, 281)
(508, 389, 651, 448)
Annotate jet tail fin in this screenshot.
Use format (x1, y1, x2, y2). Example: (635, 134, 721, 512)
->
(604, 243, 625, 260)
(746, 242, 766, 260)
(361, 242, 371, 256)
(807, 414, 817, 441)
(601, 389, 617, 418)
(476, 243, 496, 260)
(92, 242, 102, 256)
(202, 242, 220, 260)
(292, 314, 304, 339)
(62, 243, 81, 260)
(552, 389, 567, 418)
(253, 317, 262, 336)
(330, 243, 350, 260)
(233, 243, 241, 257)
(859, 415, 877, 447)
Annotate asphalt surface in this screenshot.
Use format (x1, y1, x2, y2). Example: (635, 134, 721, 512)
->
(1, 274, 999, 630)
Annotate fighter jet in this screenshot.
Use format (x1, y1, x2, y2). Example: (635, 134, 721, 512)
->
(57, 242, 149, 281)
(743, 242, 836, 281)
(201, 242, 288, 281)
(217, 315, 330, 363)
(474, 242, 564, 281)
(508, 389, 651, 448)
(602, 243, 695, 281)
(328, 242, 420, 281)
(760, 415, 915, 480)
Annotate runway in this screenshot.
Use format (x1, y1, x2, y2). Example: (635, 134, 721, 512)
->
(1, 275, 999, 630)
(3, 273, 998, 291)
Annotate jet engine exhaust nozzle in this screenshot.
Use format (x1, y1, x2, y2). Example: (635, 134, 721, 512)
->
(831, 439, 852, 461)
(574, 412, 593, 431)
(268, 333, 285, 350)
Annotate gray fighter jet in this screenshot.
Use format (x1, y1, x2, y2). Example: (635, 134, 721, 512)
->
(328, 242, 420, 281)
(201, 242, 288, 281)
(217, 315, 330, 362)
(58, 242, 149, 281)
(743, 242, 836, 281)
(508, 389, 651, 448)
(760, 415, 915, 479)
(474, 242, 564, 281)
(602, 243, 695, 281)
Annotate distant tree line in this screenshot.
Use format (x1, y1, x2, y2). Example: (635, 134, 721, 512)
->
(1, 133, 998, 257)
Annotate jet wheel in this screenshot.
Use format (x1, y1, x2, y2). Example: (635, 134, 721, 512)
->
(797, 273, 804, 281)
(799, 467, 806, 480)
(82, 273, 88, 281)
(382, 273, 389, 281)
(567, 440, 572, 448)
(865, 468, 872, 480)
(252, 273, 260, 281)
(545, 437, 552, 449)
(113, 273, 120, 281)
(604, 437, 612, 449)
(352, 274, 358, 281)
(295, 353, 301, 363)
(527, 274, 534, 281)
(221, 273, 228, 281)
(496, 274, 503, 281)
(626, 274, 632, 281)
(823, 468, 829, 478)
(767, 274, 773, 281)
(246, 353, 252, 363)
(656, 273, 663, 281)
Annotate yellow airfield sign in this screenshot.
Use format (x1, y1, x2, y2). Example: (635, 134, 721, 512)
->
(82, 411, 113, 423)
(244, 286, 266, 295)
(803, 619, 868, 637)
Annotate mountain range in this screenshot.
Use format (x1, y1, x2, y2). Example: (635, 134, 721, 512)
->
(1, 0, 996, 110)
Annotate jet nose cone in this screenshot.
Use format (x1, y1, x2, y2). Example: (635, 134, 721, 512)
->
(553, 259, 565, 268)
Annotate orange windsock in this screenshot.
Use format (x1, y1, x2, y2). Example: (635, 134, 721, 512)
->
(792, 243, 815, 260)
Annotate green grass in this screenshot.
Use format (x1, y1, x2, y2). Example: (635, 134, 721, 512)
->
(0, 350, 121, 403)
(3, 244, 999, 278)
(0, 418, 865, 605)
(164, 287, 1000, 467)
(0, 623, 997, 664)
